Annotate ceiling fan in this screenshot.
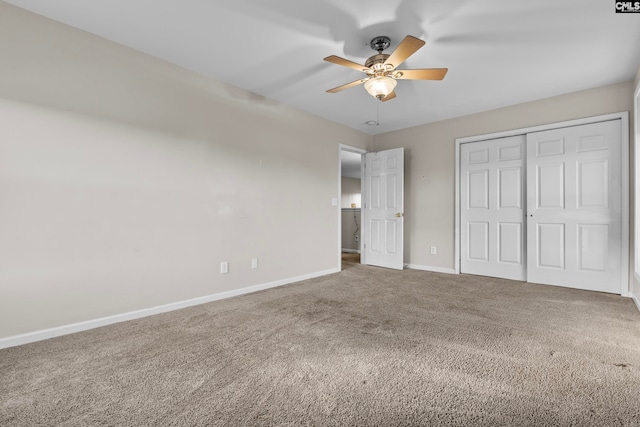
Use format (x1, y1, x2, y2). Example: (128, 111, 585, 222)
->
(324, 35, 448, 102)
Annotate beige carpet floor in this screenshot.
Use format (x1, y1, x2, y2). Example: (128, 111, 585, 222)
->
(1, 262, 640, 426)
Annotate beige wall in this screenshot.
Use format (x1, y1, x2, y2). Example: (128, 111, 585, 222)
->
(373, 81, 634, 276)
(0, 3, 371, 339)
(341, 177, 361, 208)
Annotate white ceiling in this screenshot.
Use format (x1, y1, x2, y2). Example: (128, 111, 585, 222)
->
(6, 0, 640, 135)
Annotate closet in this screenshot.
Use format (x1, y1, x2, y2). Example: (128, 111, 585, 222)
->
(459, 118, 624, 294)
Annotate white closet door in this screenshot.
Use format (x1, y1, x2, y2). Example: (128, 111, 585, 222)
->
(363, 148, 404, 270)
(526, 120, 622, 293)
(460, 136, 526, 281)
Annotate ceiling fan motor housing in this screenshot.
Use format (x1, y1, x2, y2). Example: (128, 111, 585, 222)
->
(365, 53, 390, 71)
(367, 37, 394, 75)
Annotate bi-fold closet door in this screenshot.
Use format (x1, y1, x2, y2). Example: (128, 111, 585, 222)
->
(460, 120, 622, 294)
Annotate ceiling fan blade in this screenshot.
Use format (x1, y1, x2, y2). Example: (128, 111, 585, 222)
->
(326, 78, 369, 94)
(383, 35, 426, 69)
(324, 55, 370, 73)
(381, 91, 396, 102)
(395, 68, 448, 80)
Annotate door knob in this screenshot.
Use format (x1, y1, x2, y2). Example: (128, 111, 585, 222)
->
(396, 213, 403, 218)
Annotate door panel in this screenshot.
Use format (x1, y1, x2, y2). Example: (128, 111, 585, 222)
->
(468, 221, 489, 261)
(578, 160, 608, 207)
(386, 176, 397, 208)
(370, 220, 380, 252)
(499, 222, 522, 264)
(460, 135, 526, 280)
(537, 138, 565, 156)
(370, 176, 381, 208)
(385, 220, 397, 254)
(469, 170, 489, 208)
(526, 120, 621, 293)
(499, 167, 522, 208)
(363, 148, 404, 270)
(578, 224, 607, 271)
(537, 223, 565, 269)
(537, 163, 565, 208)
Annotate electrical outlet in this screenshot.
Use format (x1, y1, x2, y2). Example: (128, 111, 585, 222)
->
(251, 258, 258, 269)
(220, 261, 229, 274)
(430, 246, 437, 255)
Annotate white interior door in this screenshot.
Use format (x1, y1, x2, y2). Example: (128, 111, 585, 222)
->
(460, 136, 526, 280)
(363, 148, 404, 270)
(526, 120, 622, 293)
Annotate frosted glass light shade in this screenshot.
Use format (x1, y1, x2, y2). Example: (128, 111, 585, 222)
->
(364, 76, 397, 99)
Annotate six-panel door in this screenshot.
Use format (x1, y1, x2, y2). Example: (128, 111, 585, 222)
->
(460, 135, 526, 281)
(526, 120, 622, 293)
(364, 148, 404, 270)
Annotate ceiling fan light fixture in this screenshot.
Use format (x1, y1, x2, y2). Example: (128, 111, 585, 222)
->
(364, 76, 397, 100)
(324, 35, 446, 102)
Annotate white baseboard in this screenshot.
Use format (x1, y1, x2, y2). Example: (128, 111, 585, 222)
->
(341, 249, 360, 254)
(405, 264, 457, 274)
(0, 267, 340, 350)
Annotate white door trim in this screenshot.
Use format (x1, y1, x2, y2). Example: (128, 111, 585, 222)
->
(339, 144, 367, 268)
(454, 112, 630, 295)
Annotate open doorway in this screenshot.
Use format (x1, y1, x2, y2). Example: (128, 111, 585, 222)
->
(339, 145, 365, 270)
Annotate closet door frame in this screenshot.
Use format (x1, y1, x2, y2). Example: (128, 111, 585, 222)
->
(454, 111, 630, 296)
